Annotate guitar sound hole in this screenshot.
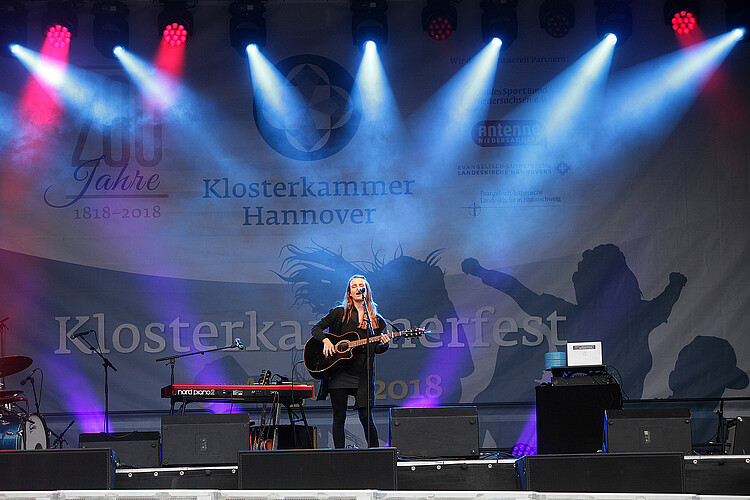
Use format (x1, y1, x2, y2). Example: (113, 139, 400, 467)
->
(336, 341, 349, 353)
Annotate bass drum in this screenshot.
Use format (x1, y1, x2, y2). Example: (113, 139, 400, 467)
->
(0, 413, 49, 449)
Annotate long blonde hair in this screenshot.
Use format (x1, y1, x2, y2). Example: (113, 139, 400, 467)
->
(341, 275, 380, 329)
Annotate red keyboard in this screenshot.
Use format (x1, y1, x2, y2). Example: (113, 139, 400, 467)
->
(161, 384, 314, 404)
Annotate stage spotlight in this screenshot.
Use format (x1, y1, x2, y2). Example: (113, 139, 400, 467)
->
(511, 442, 536, 457)
(422, 0, 457, 41)
(595, 0, 632, 44)
(92, 1, 129, 58)
(539, 0, 574, 38)
(43, 1, 77, 48)
(726, 0, 750, 36)
(229, 0, 266, 54)
(0, 0, 27, 58)
(480, 0, 517, 48)
(158, 1, 192, 47)
(664, 0, 699, 36)
(351, 0, 388, 48)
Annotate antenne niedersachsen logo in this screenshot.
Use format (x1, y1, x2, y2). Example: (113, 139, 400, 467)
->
(472, 120, 546, 147)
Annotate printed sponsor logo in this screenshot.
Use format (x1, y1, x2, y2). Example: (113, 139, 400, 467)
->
(471, 120, 545, 147)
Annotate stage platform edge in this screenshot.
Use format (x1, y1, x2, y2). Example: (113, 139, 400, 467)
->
(110, 454, 750, 494)
(0, 490, 748, 500)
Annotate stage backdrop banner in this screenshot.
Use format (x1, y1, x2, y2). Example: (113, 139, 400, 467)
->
(0, 1, 748, 446)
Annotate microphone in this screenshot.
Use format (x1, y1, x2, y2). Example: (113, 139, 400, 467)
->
(20, 368, 39, 386)
(357, 287, 367, 294)
(69, 329, 95, 340)
(235, 338, 244, 350)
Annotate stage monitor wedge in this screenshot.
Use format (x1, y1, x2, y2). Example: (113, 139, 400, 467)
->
(604, 408, 692, 454)
(389, 406, 479, 459)
(161, 413, 250, 466)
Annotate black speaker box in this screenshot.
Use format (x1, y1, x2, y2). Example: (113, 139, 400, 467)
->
(536, 381, 622, 454)
(161, 413, 250, 466)
(389, 406, 479, 459)
(276, 424, 317, 449)
(79, 431, 160, 467)
(238, 448, 397, 489)
(0, 448, 116, 490)
(604, 408, 692, 454)
(518, 452, 685, 493)
(729, 416, 750, 454)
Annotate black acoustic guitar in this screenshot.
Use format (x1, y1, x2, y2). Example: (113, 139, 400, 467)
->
(304, 328, 425, 380)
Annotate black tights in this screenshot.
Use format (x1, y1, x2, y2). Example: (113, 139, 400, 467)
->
(329, 388, 379, 448)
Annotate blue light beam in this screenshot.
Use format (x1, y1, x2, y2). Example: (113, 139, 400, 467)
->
(11, 44, 130, 126)
(590, 28, 745, 170)
(498, 33, 616, 172)
(410, 38, 502, 165)
(113, 46, 182, 112)
(245, 44, 310, 136)
(350, 36, 407, 167)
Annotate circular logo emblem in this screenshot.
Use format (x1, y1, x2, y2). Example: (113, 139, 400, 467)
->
(253, 54, 360, 161)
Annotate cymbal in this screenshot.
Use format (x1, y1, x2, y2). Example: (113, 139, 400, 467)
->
(0, 355, 32, 377)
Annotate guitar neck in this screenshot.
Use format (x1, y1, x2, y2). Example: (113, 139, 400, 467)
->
(347, 330, 404, 348)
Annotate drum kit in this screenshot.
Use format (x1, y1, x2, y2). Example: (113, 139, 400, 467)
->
(0, 355, 50, 450)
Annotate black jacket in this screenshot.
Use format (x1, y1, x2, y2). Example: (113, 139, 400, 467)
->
(311, 306, 388, 409)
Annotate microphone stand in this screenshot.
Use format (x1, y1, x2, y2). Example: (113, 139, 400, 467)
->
(27, 375, 41, 414)
(0, 317, 8, 357)
(0, 317, 8, 389)
(77, 332, 117, 433)
(156, 341, 243, 413)
(290, 359, 302, 447)
(716, 398, 726, 454)
(50, 420, 75, 448)
(361, 298, 376, 448)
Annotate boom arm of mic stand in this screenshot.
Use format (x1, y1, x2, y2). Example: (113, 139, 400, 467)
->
(155, 342, 242, 386)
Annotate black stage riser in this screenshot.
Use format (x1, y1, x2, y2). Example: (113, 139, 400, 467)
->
(518, 452, 685, 493)
(116, 466, 238, 489)
(238, 448, 398, 489)
(0, 448, 115, 490)
(397, 461, 517, 490)
(1, 450, 736, 494)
